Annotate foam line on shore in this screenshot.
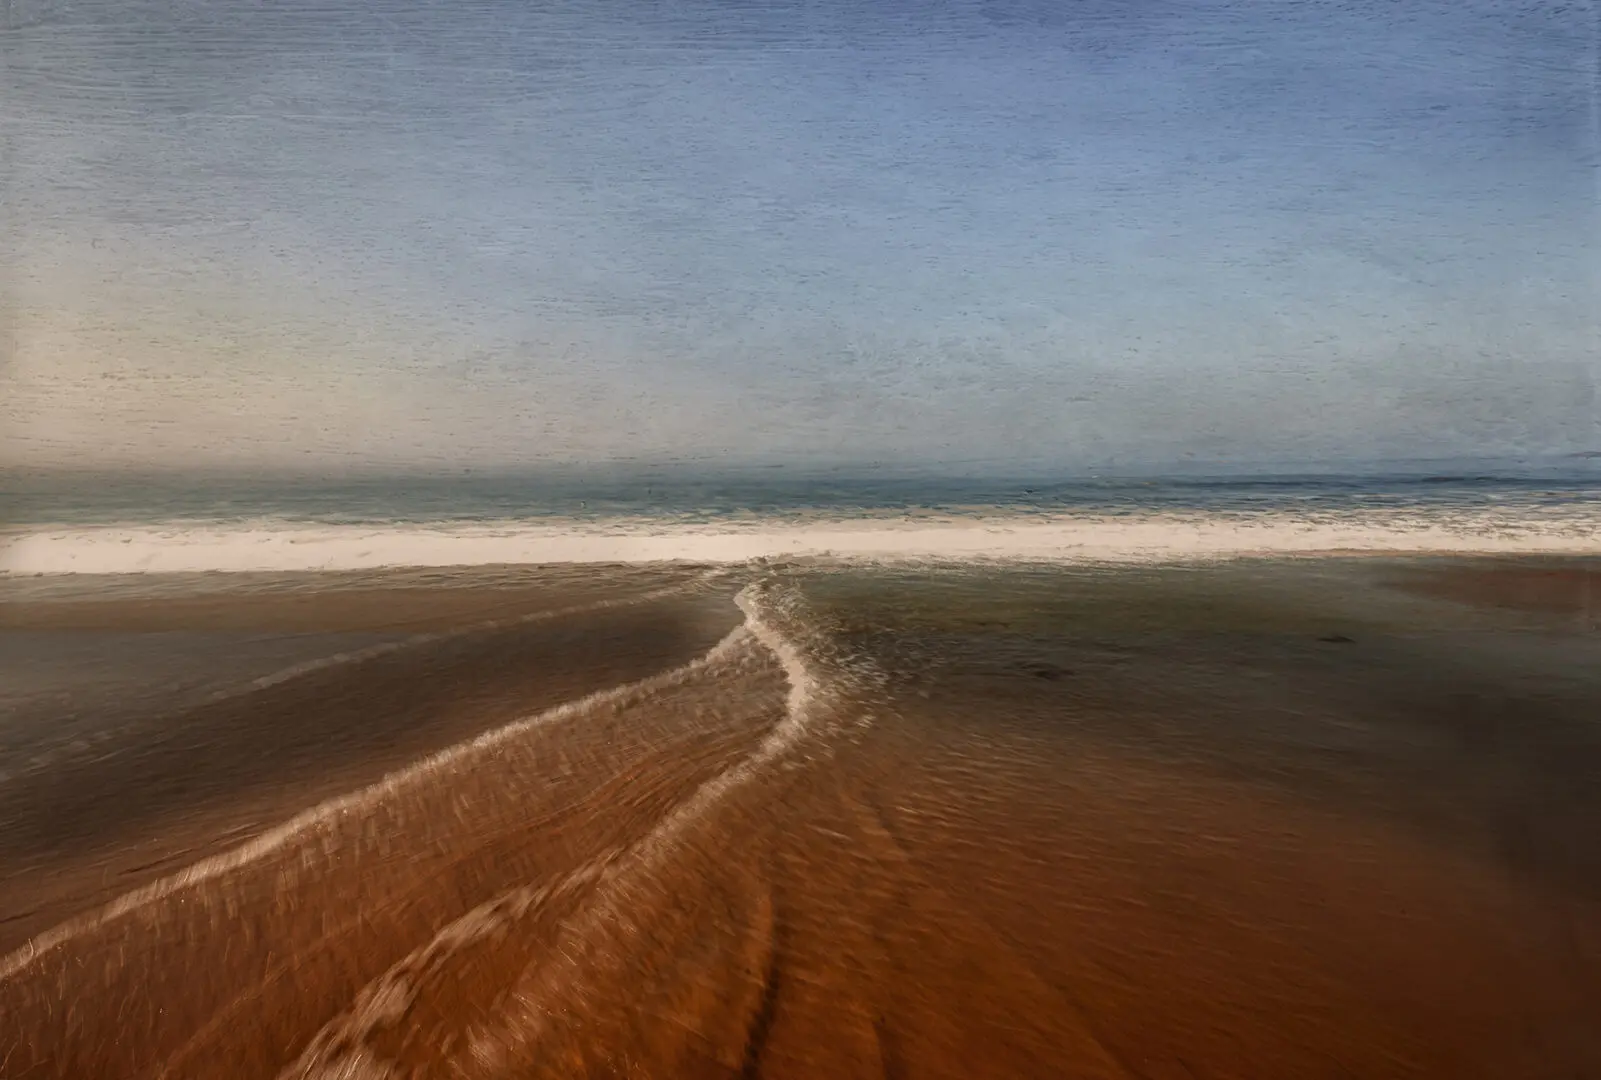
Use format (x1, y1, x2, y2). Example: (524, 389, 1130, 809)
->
(283, 581, 826, 1079)
(5, 510, 1601, 576)
(0, 623, 755, 983)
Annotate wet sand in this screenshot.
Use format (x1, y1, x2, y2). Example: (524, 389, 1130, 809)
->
(0, 565, 734, 949)
(1388, 559, 1601, 618)
(2, 558, 1600, 1078)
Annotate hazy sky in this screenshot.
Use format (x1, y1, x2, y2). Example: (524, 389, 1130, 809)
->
(3, 0, 1597, 472)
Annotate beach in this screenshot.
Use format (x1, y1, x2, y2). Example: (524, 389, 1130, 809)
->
(2, 556, 1600, 1078)
(7, 0, 1597, 1067)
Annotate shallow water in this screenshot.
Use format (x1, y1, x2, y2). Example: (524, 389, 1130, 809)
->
(2, 559, 1600, 1078)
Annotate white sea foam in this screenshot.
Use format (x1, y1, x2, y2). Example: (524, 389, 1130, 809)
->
(5, 508, 1600, 576)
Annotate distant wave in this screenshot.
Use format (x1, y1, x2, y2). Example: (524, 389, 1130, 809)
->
(4, 506, 1601, 575)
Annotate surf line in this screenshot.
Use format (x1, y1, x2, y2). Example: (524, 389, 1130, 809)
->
(282, 580, 826, 1079)
(0, 609, 755, 984)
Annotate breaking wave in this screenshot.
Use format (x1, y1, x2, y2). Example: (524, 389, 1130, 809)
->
(5, 504, 1601, 576)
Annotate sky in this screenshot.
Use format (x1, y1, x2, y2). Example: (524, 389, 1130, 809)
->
(2, 0, 1597, 474)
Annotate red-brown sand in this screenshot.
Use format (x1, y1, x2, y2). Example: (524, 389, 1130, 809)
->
(1, 559, 1598, 1078)
(1390, 560, 1601, 618)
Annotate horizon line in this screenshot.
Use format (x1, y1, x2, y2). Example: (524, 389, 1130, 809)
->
(4, 453, 1600, 485)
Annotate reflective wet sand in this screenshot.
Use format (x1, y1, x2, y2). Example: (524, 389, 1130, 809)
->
(2, 559, 1599, 1078)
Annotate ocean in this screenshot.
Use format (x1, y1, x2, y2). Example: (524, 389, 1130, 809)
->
(4, 464, 1601, 576)
(1, 473, 1600, 1078)
(9, 463, 1601, 526)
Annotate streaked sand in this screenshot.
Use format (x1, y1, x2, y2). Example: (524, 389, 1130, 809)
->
(2, 558, 1599, 1078)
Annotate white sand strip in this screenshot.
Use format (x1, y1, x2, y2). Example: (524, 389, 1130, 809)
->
(4, 511, 1600, 575)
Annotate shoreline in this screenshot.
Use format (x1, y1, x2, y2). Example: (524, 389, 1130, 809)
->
(5, 509, 1601, 575)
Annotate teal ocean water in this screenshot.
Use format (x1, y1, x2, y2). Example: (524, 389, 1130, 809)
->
(7, 460, 1601, 528)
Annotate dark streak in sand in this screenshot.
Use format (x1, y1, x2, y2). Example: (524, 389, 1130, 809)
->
(0, 568, 740, 951)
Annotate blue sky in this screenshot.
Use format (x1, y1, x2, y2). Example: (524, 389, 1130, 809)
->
(3, 0, 1596, 472)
